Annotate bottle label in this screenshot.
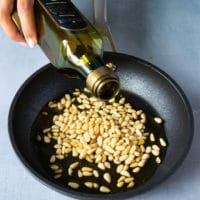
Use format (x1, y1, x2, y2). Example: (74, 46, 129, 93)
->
(38, 0, 87, 30)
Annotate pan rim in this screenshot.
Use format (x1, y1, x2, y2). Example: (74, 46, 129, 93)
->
(8, 52, 194, 199)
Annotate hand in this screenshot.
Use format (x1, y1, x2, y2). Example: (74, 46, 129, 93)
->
(0, 0, 37, 47)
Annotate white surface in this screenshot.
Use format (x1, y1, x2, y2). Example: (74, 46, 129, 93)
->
(0, 0, 200, 199)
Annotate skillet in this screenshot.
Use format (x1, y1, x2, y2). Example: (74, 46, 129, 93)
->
(8, 52, 194, 199)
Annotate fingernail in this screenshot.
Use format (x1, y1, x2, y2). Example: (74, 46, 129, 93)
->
(27, 38, 36, 48)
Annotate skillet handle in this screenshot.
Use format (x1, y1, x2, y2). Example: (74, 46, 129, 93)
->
(93, 0, 116, 52)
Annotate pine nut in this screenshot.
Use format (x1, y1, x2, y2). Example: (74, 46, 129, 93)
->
(42, 111, 48, 116)
(39, 88, 168, 194)
(138, 139, 145, 145)
(120, 170, 130, 177)
(95, 154, 102, 163)
(134, 151, 140, 157)
(145, 146, 152, 153)
(49, 155, 56, 163)
(57, 137, 62, 145)
(84, 133, 90, 143)
(97, 136, 103, 146)
(44, 136, 51, 143)
(69, 162, 79, 169)
(156, 157, 161, 164)
(93, 183, 99, 189)
(55, 169, 63, 174)
(136, 110, 143, 115)
(104, 145, 114, 154)
(133, 167, 141, 173)
(150, 133, 155, 142)
(50, 164, 59, 170)
(82, 171, 93, 176)
(118, 176, 126, 182)
(68, 168, 73, 176)
(36, 135, 42, 142)
(152, 144, 160, 151)
(56, 148, 62, 155)
(116, 145, 125, 151)
(65, 148, 72, 154)
(142, 154, 150, 160)
(125, 155, 134, 165)
(116, 164, 124, 173)
(152, 149, 160, 156)
(103, 173, 111, 183)
(127, 181, 135, 188)
(78, 170, 83, 178)
(54, 174, 62, 179)
(100, 186, 111, 193)
(104, 162, 111, 169)
(159, 138, 167, 147)
(93, 170, 99, 177)
(98, 163, 105, 170)
(79, 150, 87, 159)
(154, 117, 163, 124)
(56, 155, 64, 160)
(119, 154, 129, 162)
(130, 145, 136, 154)
(130, 162, 138, 168)
(138, 160, 146, 167)
(84, 182, 93, 188)
(140, 113, 146, 123)
(117, 181, 124, 188)
(124, 177, 134, 183)
(68, 182, 80, 189)
(81, 167, 93, 172)
(119, 97, 125, 104)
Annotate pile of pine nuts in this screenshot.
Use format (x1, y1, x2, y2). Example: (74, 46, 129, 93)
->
(37, 88, 167, 193)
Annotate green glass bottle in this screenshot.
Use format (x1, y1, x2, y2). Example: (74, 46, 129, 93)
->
(12, 0, 120, 99)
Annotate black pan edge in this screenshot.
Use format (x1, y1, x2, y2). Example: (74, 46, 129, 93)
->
(8, 52, 194, 200)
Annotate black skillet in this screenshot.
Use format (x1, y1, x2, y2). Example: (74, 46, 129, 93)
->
(8, 52, 193, 199)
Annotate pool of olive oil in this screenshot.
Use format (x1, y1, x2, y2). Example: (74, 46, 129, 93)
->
(31, 90, 168, 194)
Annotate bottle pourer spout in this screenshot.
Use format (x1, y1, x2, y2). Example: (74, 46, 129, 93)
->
(86, 66, 120, 100)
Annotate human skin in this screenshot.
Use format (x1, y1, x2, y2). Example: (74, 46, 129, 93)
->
(0, 0, 37, 47)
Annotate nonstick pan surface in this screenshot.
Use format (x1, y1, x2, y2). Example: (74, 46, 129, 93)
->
(8, 52, 193, 199)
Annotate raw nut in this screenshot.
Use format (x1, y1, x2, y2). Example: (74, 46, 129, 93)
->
(154, 117, 163, 124)
(40, 87, 168, 194)
(99, 186, 111, 193)
(103, 173, 111, 183)
(68, 182, 80, 189)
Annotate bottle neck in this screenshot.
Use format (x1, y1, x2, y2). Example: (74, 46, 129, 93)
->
(78, 55, 105, 77)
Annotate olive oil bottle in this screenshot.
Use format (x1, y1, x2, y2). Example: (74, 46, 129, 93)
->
(12, 0, 120, 99)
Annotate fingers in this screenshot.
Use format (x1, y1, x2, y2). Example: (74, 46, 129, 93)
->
(0, 0, 26, 43)
(17, 0, 37, 47)
(0, 0, 37, 47)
